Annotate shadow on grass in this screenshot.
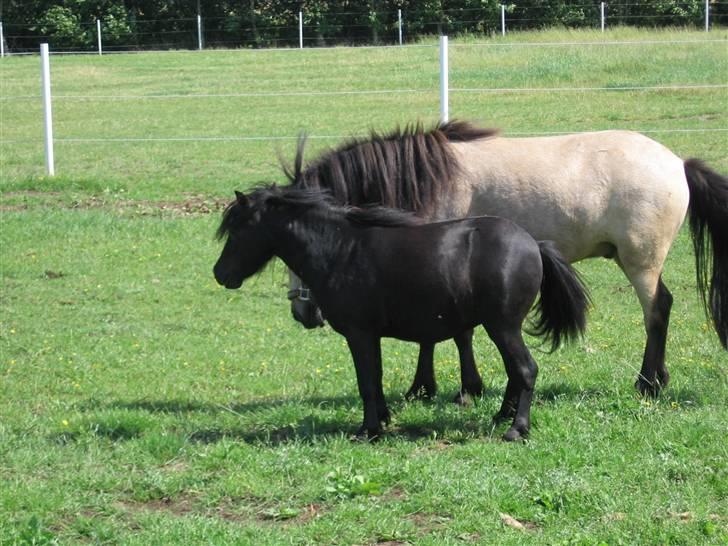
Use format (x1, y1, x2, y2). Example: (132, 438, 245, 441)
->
(66, 392, 504, 445)
(59, 382, 704, 446)
(537, 380, 705, 403)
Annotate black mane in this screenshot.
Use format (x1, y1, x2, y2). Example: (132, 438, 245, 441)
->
(217, 185, 421, 240)
(283, 120, 498, 217)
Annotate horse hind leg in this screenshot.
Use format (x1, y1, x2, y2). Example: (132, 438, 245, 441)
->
(405, 329, 482, 404)
(617, 258, 673, 396)
(405, 342, 437, 400)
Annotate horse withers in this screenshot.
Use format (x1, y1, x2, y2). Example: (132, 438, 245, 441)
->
(214, 185, 590, 441)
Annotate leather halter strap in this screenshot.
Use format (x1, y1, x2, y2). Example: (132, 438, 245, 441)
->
(287, 286, 312, 302)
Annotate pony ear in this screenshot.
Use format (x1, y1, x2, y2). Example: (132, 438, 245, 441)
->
(235, 191, 249, 206)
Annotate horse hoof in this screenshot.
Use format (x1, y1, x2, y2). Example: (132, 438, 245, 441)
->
(492, 410, 515, 425)
(635, 378, 662, 398)
(503, 427, 526, 442)
(405, 385, 436, 401)
(352, 426, 382, 443)
(453, 392, 473, 406)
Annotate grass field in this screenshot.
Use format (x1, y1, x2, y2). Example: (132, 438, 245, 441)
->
(1, 27, 727, 545)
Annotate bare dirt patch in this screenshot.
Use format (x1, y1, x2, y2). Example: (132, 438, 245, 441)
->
(1, 191, 230, 216)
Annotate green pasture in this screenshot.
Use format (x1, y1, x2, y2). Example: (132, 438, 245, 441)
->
(1, 27, 727, 544)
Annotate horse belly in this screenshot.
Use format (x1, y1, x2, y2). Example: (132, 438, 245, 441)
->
(380, 310, 478, 343)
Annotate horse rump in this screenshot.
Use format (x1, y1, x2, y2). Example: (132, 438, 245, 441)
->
(527, 241, 591, 351)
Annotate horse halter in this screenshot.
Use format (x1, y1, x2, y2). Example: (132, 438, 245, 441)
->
(287, 285, 313, 302)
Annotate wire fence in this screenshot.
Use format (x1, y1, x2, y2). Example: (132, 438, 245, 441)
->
(2, 37, 725, 168)
(1, 2, 727, 54)
(1, 24, 726, 192)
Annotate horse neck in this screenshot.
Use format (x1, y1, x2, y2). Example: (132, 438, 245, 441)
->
(269, 207, 355, 288)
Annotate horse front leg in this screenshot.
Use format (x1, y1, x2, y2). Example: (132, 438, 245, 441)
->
(486, 326, 538, 441)
(453, 329, 483, 404)
(405, 342, 437, 400)
(346, 332, 389, 440)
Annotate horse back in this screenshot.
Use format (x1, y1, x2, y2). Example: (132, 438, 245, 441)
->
(453, 130, 689, 262)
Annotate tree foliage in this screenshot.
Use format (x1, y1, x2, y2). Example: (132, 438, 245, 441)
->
(1, 1, 724, 52)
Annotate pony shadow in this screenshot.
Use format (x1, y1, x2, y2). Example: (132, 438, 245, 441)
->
(73, 392, 506, 445)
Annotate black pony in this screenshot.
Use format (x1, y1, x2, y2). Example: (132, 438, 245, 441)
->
(214, 185, 590, 440)
(285, 121, 498, 402)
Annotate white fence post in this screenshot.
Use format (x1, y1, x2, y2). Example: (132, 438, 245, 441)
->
(1, 22, 5, 57)
(705, 0, 710, 31)
(97, 19, 102, 55)
(440, 35, 448, 123)
(299, 11, 303, 48)
(197, 14, 203, 49)
(40, 44, 55, 177)
(600, 2, 605, 32)
(398, 9, 403, 45)
(501, 5, 506, 36)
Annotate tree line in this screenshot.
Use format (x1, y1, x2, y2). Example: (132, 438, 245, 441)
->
(1, 1, 724, 52)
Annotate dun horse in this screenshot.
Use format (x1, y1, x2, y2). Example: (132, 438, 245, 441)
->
(214, 186, 589, 440)
(284, 121, 728, 398)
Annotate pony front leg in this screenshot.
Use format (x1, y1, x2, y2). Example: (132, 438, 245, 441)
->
(346, 333, 389, 440)
(453, 329, 483, 404)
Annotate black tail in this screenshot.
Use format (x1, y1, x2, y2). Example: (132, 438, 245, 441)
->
(684, 158, 728, 349)
(529, 241, 590, 352)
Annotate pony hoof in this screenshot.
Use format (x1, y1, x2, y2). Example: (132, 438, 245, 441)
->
(635, 378, 663, 398)
(405, 385, 436, 401)
(352, 426, 382, 443)
(492, 410, 515, 425)
(503, 427, 527, 442)
(453, 392, 473, 406)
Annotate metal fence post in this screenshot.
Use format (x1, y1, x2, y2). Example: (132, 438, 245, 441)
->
(40, 44, 55, 176)
(299, 11, 303, 48)
(97, 19, 102, 55)
(601, 2, 606, 32)
(440, 36, 448, 122)
(198, 14, 203, 49)
(705, 0, 710, 31)
(1, 22, 5, 57)
(398, 9, 403, 45)
(501, 5, 506, 36)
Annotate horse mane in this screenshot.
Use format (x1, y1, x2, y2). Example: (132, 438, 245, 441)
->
(218, 185, 422, 239)
(283, 120, 498, 216)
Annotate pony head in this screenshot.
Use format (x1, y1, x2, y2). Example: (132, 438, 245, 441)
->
(213, 190, 275, 289)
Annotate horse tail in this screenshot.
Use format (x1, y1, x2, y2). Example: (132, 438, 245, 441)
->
(684, 158, 728, 349)
(529, 241, 590, 352)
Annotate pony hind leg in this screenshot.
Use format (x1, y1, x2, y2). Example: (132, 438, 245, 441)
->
(617, 258, 673, 396)
(405, 329, 482, 404)
(485, 324, 538, 441)
(636, 276, 673, 396)
(405, 342, 437, 400)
